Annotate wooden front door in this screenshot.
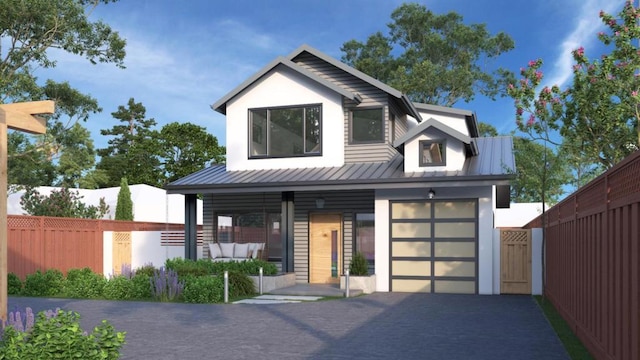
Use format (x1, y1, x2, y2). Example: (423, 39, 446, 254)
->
(309, 213, 342, 284)
(500, 229, 532, 294)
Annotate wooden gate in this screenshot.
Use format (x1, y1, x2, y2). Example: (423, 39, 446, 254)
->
(500, 229, 531, 294)
(112, 232, 132, 275)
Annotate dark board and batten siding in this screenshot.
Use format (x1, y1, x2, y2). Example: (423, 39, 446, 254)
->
(294, 53, 399, 163)
(293, 190, 374, 283)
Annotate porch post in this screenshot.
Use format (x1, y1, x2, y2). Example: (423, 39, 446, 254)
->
(184, 194, 198, 261)
(281, 192, 295, 272)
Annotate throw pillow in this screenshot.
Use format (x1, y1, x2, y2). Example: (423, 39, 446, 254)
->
(208, 243, 222, 259)
(234, 243, 250, 258)
(219, 242, 235, 258)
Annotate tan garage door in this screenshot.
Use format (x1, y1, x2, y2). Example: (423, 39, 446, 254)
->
(390, 200, 478, 294)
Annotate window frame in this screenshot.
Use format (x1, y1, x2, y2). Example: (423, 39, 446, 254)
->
(419, 139, 447, 167)
(349, 107, 385, 144)
(354, 212, 375, 274)
(248, 103, 322, 159)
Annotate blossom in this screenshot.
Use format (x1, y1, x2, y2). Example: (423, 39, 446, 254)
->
(528, 60, 537, 67)
(615, 31, 620, 36)
(632, 90, 638, 97)
(575, 47, 585, 57)
(516, 107, 524, 115)
(527, 114, 536, 127)
(609, 19, 616, 26)
(535, 71, 543, 81)
(542, 86, 551, 94)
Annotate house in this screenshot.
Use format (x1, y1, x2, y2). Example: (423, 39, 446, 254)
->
(166, 44, 515, 294)
(9, 184, 203, 224)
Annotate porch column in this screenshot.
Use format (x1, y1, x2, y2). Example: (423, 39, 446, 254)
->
(184, 194, 198, 261)
(281, 192, 295, 272)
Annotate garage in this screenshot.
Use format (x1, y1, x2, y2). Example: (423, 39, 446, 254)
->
(390, 199, 478, 293)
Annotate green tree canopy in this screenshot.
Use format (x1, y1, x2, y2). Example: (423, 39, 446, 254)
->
(341, 2, 515, 106)
(0, 0, 125, 103)
(96, 98, 163, 187)
(115, 177, 133, 221)
(159, 122, 226, 184)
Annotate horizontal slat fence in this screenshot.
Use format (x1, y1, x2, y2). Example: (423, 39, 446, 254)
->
(8, 215, 189, 279)
(524, 150, 640, 360)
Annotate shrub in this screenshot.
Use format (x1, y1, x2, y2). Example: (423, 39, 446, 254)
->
(64, 268, 106, 299)
(165, 258, 209, 278)
(134, 263, 156, 278)
(228, 271, 255, 298)
(182, 276, 223, 303)
(349, 252, 369, 276)
(209, 259, 278, 276)
(22, 269, 65, 297)
(151, 267, 184, 302)
(103, 276, 135, 300)
(0, 309, 126, 360)
(7, 273, 22, 295)
(130, 274, 152, 299)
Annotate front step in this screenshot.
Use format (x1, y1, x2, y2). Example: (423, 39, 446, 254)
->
(268, 284, 362, 297)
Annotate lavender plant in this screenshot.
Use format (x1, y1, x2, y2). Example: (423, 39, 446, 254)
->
(151, 267, 184, 302)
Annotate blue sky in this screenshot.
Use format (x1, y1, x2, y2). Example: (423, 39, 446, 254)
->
(43, 0, 623, 150)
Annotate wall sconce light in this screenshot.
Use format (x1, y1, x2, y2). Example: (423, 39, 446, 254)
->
(315, 197, 325, 209)
(428, 189, 436, 199)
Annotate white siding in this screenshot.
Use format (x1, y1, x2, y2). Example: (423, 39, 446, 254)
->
(417, 110, 469, 136)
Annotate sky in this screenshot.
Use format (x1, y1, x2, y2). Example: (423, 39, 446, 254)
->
(41, 0, 624, 150)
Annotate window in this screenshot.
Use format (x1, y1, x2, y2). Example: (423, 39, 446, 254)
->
(351, 108, 384, 143)
(217, 213, 282, 260)
(419, 140, 446, 166)
(249, 104, 321, 158)
(355, 213, 375, 274)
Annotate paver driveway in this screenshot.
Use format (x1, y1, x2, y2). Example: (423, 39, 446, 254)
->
(8, 293, 569, 359)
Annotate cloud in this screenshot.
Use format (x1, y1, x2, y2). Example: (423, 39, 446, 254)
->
(543, 0, 622, 88)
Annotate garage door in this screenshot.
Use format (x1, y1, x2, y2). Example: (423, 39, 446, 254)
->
(390, 199, 478, 294)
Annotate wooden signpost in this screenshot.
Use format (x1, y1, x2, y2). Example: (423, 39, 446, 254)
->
(0, 100, 54, 322)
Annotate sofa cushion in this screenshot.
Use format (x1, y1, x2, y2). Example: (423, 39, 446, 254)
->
(208, 243, 222, 259)
(252, 243, 265, 259)
(219, 242, 235, 258)
(234, 243, 250, 259)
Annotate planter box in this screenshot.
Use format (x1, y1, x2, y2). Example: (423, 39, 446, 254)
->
(248, 272, 296, 293)
(340, 274, 376, 294)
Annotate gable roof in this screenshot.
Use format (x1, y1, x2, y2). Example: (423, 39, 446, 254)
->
(393, 117, 478, 156)
(166, 137, 513, 195)
(287, 45, 422, 121)
(211, 56, 361, 114)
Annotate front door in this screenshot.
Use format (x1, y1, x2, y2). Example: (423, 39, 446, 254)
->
(309, 213, 342, 284)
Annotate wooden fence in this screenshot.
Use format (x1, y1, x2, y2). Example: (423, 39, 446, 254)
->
(8, 215, 186, 279)
(525, 151, 640, 360)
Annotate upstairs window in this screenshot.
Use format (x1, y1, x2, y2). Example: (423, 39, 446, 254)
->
(419, 140, 446, 166)
(351, 108, 384, 144)
(249, 104, 321, 158)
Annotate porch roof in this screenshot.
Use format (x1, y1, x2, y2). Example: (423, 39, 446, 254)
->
(166, 137, 515, 195)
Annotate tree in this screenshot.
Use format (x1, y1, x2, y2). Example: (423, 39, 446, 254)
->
(508, 2, 640, 181)
(96, 98, 163, 187)
(478, 122, 498, 137)
(0, 0, 126, 103)
(8, 132, 57, 187)
(115, 178, 133, 221)
(159, 122, 226, 184)
(341, 3, 515, 106)
(20, 187, 109, 219)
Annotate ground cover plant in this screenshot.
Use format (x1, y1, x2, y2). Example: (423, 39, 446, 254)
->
(535, 296, 593, 360)
(0, 307, 125, 359)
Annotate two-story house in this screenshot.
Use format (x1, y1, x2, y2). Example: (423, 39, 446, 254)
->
(166, 44, 515, 294)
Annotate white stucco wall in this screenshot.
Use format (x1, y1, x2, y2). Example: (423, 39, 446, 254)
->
(403, 127, 467, 173)
(375, 185, 495, 294)
(225, 66, 345, 171)
(494, 203, 544, 228)
(102, 231, 203, 278)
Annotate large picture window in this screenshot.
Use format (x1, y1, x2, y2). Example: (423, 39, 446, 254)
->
(217, 213, 282, 260)
(351, 108, 384, 143)
(249, 104, 321, 158)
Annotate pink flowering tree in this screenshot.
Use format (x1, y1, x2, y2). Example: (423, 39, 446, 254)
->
(509, 1, 640, 183)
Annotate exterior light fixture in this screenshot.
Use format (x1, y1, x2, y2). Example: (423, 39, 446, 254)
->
(428, 189, 436, 199)
(315, 197, 325, 209)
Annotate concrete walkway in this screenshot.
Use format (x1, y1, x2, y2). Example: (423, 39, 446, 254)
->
(7, 294, 569, 360)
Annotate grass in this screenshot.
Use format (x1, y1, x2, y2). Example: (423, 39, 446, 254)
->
(534, 295, 593, 360)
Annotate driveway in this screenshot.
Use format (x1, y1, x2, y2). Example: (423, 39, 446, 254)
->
(8, 293, 568, 359)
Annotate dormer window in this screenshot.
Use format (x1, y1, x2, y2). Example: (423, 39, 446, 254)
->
(350, 108, 384, 144)
(249, 104, 322, 158)
(419, 140, 446, 166)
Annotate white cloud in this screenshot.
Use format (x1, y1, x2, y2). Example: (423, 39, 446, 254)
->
(544, 0, 622, 88)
